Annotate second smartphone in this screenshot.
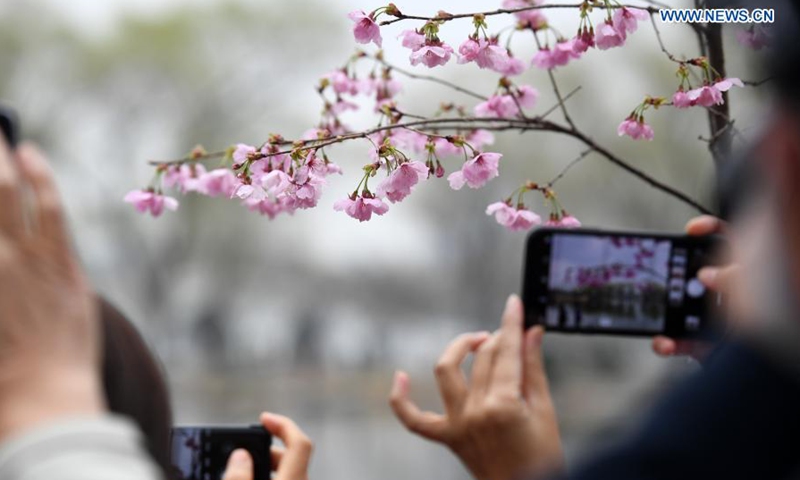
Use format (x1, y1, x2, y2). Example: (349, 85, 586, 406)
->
(170, 425, 272, 480)
(522, 228, 725, 338)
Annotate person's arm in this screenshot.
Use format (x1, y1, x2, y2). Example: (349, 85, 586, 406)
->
(0, 140, 161, 479)
(554, 341, 800, 480)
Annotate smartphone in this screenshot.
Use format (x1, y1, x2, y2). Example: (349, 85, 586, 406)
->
(522, 228, 725, 338)
(170, 425, 272, 480)
(0, 105, 19, 148)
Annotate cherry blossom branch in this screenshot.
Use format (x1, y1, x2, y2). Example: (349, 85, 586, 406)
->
(378, 3, 658, 26)
(148, 114, 711, 214)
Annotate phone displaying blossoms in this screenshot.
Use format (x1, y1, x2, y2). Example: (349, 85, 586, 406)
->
(523, 228, 725, 338)
(170, 425, 271, 480)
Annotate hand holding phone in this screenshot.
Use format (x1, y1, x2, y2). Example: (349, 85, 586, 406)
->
(523, 227, 726, 339)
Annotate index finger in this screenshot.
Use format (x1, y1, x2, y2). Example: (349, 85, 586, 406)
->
(15, 144, 68, 247)
(490, 295, 524, 396)
(259, 412, 313, 480)
(685, 215, 726, 236)
(0, 134, 23, 238)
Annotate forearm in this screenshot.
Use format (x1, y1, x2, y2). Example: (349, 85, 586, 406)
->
(0, 415, 163, 480)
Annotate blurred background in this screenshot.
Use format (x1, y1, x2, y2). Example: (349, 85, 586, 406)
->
(0, 0, 768, 478)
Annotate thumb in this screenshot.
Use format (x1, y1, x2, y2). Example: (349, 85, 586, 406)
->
(522, 326, 552, 406)
(223, 449, 253, 480)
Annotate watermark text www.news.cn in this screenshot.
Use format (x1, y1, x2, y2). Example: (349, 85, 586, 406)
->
(659, 8, 775, 23)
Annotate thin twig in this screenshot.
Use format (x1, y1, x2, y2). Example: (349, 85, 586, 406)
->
(372, 56, 488, 101)
(379, 3, 658, 26)
(541, 86, 581, 119)
(649, 12, 684, 63)
(533, 32, 576, 129)
(548, 149, 593, 186)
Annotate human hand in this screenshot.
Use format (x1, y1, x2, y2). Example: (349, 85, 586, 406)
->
(0, 140, 103, 439)
(390, 295, 563, 480)
(223, 412, 313, 480)
(651, 215, 737, 360)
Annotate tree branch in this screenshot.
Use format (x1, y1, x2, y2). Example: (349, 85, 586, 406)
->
(379, 3, 658, 26)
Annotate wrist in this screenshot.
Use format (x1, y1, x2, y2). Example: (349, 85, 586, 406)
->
(0, 365, 105, 442)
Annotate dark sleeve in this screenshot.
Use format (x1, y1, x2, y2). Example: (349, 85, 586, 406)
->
(553, 342, 800, 480)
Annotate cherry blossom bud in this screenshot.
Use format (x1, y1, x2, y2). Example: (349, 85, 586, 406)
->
(617, 116, 654, 141)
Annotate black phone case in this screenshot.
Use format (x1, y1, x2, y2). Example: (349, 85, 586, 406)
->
(522, 227, 725, 339)
(170, 425, 272, 480)
(0, 106, 19, 149)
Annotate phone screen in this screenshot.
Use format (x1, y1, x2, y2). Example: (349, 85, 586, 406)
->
(170, 426, 271, 480)
(523, 229, 724, 338)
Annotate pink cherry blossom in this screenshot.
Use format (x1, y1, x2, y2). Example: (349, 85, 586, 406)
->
(502, 0, 547, 28)
(232, 143, 257, 165)
(457, 37, 512, 73)
(329, 99, 359, 116)
(324, 70, 359, 96)
(448, 152, 502, 190)
(475, 94, 520, 118)
(672, 89, 694, 109)
(124, 189, 179, 217)
(410, 42, 455, 68)
(233, 182, 266, 202)
(377, 161, 429, 203)
(617, 117, 654, 141)
(497, 55, 526, 76)
(197, 169, 238, 197)
(432, 138, 461, 158)
(595, 21, 626, 50)
(163, 164, 207, 193)
(613, 7, 649, 35)
(348, 10, 382, 47)
(736, 27, 769, 50)
(532, 40, 581, 69)
(334, 194, 389, 222)
(391, 129, 429, 154)
(486, 202, 542, 231)
(399, 29, 426, 51)
(516, 85, 539, 108)
(467, 130, 495, 150)
(686, 78, 744, 107)
(545, 213, 582, 228)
